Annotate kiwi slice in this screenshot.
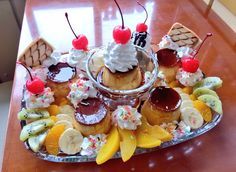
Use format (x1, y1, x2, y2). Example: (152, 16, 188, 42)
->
(193, 87, 219, 99)
(198, 95, 223, 115)
(193, 77, 223, 90)
(20, 118, 54, 141)
(28, 130, 48, 152)
(18, 108, 50, 120)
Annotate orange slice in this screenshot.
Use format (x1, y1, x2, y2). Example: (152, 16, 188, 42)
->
(193, 100, 212, 122)
(45, 124, 65, 155)
(47, 105, 60, 116)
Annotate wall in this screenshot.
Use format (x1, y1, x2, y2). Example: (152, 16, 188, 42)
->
(0, 0, 25, 83)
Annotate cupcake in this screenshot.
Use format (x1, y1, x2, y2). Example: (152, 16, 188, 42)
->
(141, 86, 182, 125)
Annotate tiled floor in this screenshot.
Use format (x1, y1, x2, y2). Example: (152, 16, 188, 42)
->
(0, 81, 13, 165)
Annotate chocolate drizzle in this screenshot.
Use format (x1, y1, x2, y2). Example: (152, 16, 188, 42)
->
(75, 98, 107, 125)
(149, 86, 181, 112)
(47, 62, 76, 83)
(156, 48, 178, 67)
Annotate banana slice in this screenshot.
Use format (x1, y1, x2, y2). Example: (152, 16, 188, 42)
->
(28, 130, 48, 152)
(180, 100, 193, 111)
(59, 105, 75, 118)
(56, 114, 74, 123)
(59, 128, 83, 155)
(55, 120, 73, 129)
(198, 95, 223, 115)
(193, 87, 219, 99)
(179, 93, 191, 101)
(180, 107, 204, 129)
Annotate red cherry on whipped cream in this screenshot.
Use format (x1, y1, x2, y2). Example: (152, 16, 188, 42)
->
(17, 62, 45, 94)
(72, 34, 88, 51)
(65, 12, 88, 50)
(113, 0, 131, 44)
(181, 57, 199, 73)
(136, 1, 148, 32)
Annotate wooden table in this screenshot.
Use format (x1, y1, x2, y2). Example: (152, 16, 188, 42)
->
(2, 0, 236, 171)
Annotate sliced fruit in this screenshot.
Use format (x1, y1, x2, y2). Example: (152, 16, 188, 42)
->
(118, 128, 136, 162)
(198, 95, 223, 115)
(59, 128, 83, 155)
(47, 105, 60, 116)
(173, 87, 183, 94)
(45, 124, 66, 155)
(59, 105, 75, 118)
(20, 118, 54, 141)
(193, 77, 223, 90)
(56, 114, 74, 123)
(136, 131, 161, 148)
(189, 94, 197, 101)
(182, 86, 193, 94)
(50, 116, 57, 123)
(180, 100, 193, 110)
(28, 130, 48, 152)
(18, 108, 50, 120)
(179, 93, 191, 101)
(96, 126, 120, 165)
(137, 117, 172, 142)
(193, 87, 219, 99)
(180, 107, 204, 129)
(193, 100, 212, 122)
(55, 120, 73, 129)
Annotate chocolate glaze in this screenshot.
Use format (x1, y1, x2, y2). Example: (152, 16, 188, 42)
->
(149, 86, 181, 112)
(47, 62, 76, 83)
(156, 48, 178, 67)
(75, 98, 107, 125)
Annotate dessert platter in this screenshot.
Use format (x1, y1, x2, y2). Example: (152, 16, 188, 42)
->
(16, 0, 223, 164)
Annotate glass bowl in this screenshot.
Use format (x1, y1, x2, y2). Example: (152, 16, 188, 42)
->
(86, 46, 158, 110)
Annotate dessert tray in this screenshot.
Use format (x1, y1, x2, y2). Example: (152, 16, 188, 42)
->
(17, 1, 223, 165)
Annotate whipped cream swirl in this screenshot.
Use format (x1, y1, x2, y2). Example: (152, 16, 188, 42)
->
(176, 68, 203, 86)
(159, 35, 179, 50)
(29, 67, 49, 83)
(67, 48, 87, 68)
(67, 79, 98, 108)
(104, 40, 138, 73)
(25, 87, 54, 109)
(80, 134, 107, 156)
(42, 51, 62, 67)
(112, 105, 142, 130)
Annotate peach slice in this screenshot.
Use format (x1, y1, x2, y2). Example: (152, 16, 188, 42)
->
(137, 117, 172, 142)
(118, 128, 136, 162)
(193, 100, 212, 122)
(182, 86, 193, 94)
(136, 131, 161, 148)
(96, 126, 120, 165)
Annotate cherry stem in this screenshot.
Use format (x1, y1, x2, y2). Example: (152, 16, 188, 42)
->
(114, 0, 125, 29)
(137, 1, 148, 24)
(193, 33, 213, 58)
(16, 61, 33, 81)
(65, 12, 78, 39)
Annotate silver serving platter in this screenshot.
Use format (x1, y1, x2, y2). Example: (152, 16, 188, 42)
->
(20, 95, 222, 163)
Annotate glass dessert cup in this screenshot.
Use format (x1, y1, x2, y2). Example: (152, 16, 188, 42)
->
(86, 46, 158, 110)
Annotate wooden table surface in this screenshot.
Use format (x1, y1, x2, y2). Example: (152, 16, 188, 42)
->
(2, 0, 236, 171)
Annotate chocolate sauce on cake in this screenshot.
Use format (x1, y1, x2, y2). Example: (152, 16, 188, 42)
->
(149, 86, 181, 112)
(47, 62, 76, 83)
(75, 98, 107, 125)
(156, 48, 178, 67)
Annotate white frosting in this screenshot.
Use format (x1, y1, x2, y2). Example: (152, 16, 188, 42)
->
(159, 35, 179, 50)
(25, 87, 54, 109)
(176, 68, 204, 86)
(67, 79, 98, 108)
(112, 105, 142, 130)
(80, 134, 107, 156)
(29, 67, 49, 83)
(176, 47, 194, 58)
(42, 51, 61, 67)
(67, 48, 87, 70)
(104, 40, 138, 73)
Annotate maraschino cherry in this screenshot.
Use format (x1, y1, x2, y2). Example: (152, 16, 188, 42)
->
(181, 33, 213, 73)
(136, 1, 148, 32)
(113, 0, 131, 44)
(65, 12, 88, 51)
(17, 62, 45, 94)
